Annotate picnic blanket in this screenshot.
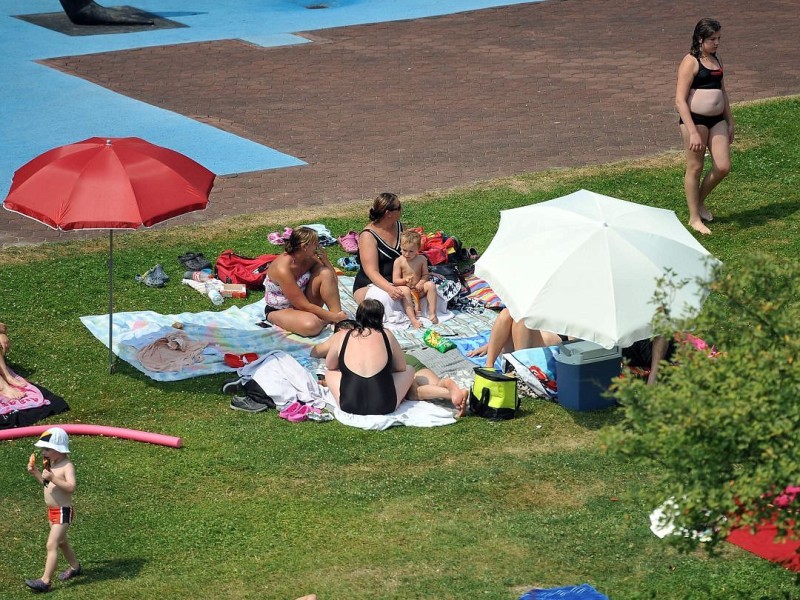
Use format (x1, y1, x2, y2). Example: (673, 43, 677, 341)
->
(0, 382, 69, 429)
(80, 277, 499, 382)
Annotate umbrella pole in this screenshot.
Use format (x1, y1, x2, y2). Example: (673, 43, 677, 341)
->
(108, 230, 115, 374)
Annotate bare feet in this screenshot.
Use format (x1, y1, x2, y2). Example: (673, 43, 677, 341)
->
(442, 378, 469, 417)
(0, 380, 25, 400)
(689, 219, 711, 235)
(699, 206, 714, 222)
(411, 319, 423, 329)
(430, 315, 439, 325)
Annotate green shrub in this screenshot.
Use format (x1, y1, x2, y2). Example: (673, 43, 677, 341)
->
(605, 253, 800, 551)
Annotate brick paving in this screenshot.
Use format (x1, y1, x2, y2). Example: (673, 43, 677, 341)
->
(3, 0, 800, 247)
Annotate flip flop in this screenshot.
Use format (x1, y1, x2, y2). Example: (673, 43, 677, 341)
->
(278, 400, 304, 420)
(268, 231, 285, 245)
(467, 247, 480, 261)
(287, 403, 310, 422)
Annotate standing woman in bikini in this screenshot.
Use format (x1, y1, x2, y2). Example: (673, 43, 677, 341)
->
(352, 193, 406, 304)
(676, 18, 734, 235)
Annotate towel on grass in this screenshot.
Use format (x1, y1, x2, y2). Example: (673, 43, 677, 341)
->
(503, 345, 562, 399)
(519, 583, 609, 600)
(238, 351, 456, 429)
(0, 383, 69, 429)
(364, 284, 453, 330)
(80, 277, 499, 381)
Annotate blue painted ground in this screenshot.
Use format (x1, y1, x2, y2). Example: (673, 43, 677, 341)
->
(1, 0, 536, 202)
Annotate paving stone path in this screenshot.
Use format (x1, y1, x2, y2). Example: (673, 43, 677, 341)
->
(3, 0, 799, 246)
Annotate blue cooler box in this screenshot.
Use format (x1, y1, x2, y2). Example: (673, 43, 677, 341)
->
(554, 341, 622, 411)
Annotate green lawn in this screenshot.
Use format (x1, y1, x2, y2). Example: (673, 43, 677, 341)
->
(1, 97, 798, 599)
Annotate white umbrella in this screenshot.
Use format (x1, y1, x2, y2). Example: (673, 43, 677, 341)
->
(474, 189, 719, 349)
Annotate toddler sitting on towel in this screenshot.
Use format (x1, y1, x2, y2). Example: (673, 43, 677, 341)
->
(392, 231, 438, 329)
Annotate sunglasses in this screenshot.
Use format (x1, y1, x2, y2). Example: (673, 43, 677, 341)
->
(387, 203, 402, 212)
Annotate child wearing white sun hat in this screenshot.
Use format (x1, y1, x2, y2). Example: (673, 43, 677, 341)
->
(25, 428, 82, 592)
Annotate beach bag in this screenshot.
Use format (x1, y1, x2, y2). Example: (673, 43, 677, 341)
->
(469, 367, 519, 420)
(429, 263, 468, 307)
(215, 250, 278, 289)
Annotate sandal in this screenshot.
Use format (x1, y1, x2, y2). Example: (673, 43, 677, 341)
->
(287, 403, 310, 422)
(278, 401, 304, 420)
(58, 564, 82, 582)
(223, 353, 259, 368)
(25, 579, 51, 592)
(467, 247, 480, 261)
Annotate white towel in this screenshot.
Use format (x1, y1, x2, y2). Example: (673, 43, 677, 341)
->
(364, 285, 453, 331)
(330, 399, 457, 430)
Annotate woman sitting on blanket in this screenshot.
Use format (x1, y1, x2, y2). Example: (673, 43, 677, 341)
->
(0, 321, 27, 400)
(263, 227, 349, 337)
(324, 300, 414, 415)
(353, 192, 406, 304)
(312, 318, 468, 417)
(466, 308, 568, 369)
(468, 308, 671, 385)
(353, 193, 449, 327)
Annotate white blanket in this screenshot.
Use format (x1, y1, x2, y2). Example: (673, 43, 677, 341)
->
(240, 351, 457, 429)
(365, 284, 454, 331)
(331, 399, 457, 430)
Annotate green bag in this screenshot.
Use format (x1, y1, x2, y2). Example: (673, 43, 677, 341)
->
(469, 367, 519, 420)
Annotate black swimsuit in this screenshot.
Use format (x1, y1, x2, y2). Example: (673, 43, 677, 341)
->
(338, 329, 397, 415)
(352, 222, 404, 293)
(680, 54, 725, 129)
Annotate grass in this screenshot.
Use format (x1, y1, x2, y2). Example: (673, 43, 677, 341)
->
(1, 96, 799, 599)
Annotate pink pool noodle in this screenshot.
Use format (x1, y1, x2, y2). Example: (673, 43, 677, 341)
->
(0, 424, 182, 448)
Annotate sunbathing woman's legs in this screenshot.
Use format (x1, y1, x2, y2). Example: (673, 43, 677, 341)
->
(0, 354, 25, 399)
(407, 368, 467, 417)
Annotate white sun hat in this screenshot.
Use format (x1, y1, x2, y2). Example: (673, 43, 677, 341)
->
(34, 427, 70, 454)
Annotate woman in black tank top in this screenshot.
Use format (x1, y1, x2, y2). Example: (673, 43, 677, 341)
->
(675, 18, 734, 235)
(324, 299, 415, 415)
(353, 193, 406, 304)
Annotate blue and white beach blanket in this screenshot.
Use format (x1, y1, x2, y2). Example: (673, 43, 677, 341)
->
(81, 277, 498, 381)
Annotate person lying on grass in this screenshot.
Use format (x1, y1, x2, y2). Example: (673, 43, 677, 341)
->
(0, 321, 27, 400)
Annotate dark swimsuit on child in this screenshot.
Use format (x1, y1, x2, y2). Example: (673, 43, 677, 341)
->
(338, 329, 397, 415)
(679, 55, 726, 129)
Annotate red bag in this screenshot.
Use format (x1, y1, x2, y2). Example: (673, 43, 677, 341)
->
(215, 250, 277, 289)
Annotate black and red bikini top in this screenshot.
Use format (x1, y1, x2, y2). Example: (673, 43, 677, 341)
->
(691, 54, 723, 90)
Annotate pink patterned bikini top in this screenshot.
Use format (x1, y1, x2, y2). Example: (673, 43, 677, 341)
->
(263, 270, 311, 310)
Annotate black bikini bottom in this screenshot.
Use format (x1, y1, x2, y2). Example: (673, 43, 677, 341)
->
(679, 112, 725, 129)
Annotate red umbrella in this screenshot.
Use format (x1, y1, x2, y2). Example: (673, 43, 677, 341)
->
(3, 136, 216, 372)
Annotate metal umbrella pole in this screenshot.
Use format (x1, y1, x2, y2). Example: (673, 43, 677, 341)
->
(108, 229, 115, 373)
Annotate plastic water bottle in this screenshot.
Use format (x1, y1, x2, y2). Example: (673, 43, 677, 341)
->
(205, 283, 224, 306)
(184, 269, 212, 282)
